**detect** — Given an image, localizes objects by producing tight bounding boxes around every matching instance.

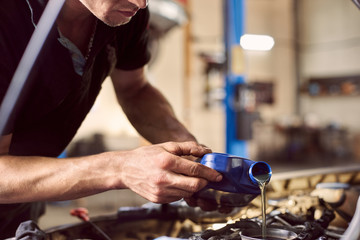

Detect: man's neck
[57,0,96,55]
[58,0,93,24]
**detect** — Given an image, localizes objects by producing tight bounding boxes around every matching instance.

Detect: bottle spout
[249,161,272,185]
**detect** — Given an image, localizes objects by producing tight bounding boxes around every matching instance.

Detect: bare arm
[0,135,220,204]
[110,67,196,143]
[0,67,223,204]
[0,136,113,203]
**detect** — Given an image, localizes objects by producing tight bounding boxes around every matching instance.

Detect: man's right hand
[115,141,222,203]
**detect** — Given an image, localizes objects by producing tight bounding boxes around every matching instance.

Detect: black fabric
[0,0,150,237]
[0,202,45,239]
[0,0,151,156]
[15,220,46,240]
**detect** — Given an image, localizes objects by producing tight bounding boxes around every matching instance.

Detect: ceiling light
[240,34,275,51]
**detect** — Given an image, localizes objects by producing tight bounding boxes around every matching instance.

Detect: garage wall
[299,0,360,131]
[187,0,225,152]
[245,0,297,123]
[71,0,360,154]
[244,0,360,133]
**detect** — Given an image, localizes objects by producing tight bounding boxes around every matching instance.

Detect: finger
[181,155,198,161]
[150,189,191,204]
[162,141,212,158]
[141,172,210,203]
[150,194,184,204]
[131,181,196,204]
[151,185,203,204]
[168,157,222,182]
[199,143,212,152]
[166,171,209,194]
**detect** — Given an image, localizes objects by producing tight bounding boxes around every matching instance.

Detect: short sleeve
[115,8,151,70]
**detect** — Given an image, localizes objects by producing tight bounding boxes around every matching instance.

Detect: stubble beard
[98,11,133,27]
[102,18,131,27]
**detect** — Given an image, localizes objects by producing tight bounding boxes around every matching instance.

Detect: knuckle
[156,155,173,169]
[187,141,199,151]
[153,199,164,204]
[149,188,168,204]
[152,186,163,196]
[149,194,162,204]
[188,163,201,176]
[152,173,168,185]
[187,141,198,146]
[167,141,181,152]
[188,179,206,192]
[163,141,185,155]
[165,141,176,148]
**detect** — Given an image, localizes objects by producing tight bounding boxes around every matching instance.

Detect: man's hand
[118,141,222,203]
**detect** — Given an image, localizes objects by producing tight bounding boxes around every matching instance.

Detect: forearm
[0,152,123,203]
[0,141,220,205]
[118,82,196,143]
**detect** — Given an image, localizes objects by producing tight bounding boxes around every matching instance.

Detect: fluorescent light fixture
[240,34,275,51]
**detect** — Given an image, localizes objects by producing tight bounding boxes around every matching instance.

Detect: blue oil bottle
[196,153,272,207]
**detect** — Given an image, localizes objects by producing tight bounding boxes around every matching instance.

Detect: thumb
[162,141,212,157]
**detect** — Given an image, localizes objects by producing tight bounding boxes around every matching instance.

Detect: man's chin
[102,17,132,27]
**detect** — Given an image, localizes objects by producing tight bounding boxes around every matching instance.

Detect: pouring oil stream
[249,162,272,239]
[253,174,270,239]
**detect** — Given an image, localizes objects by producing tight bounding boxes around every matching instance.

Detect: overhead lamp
[240,34,275,51]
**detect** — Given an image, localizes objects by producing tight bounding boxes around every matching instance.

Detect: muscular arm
[0,134,119,203]
[0,134,220,204]
[110,67,196,143]
[0,67,223,204]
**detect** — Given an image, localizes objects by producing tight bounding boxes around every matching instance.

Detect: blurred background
[39,0,360,230]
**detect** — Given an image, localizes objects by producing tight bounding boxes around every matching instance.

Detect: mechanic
[0,0,223,237]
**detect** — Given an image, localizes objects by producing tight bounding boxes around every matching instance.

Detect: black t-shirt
[0,0,151,157]
[0,0,151,237]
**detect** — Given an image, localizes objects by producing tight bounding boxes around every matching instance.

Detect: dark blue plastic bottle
[196,153,272,207]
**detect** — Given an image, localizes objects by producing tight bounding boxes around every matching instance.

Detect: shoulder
[0,0,44,92]
[0,0,38,63]
[0,0,36,33]
[0,1,30,63]
[0,0,25,23]
[0,0,46,27]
